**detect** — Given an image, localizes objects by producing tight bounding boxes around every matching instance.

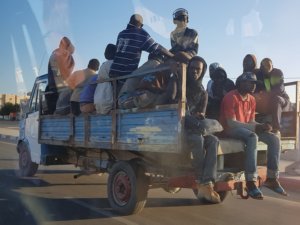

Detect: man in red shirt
[220,72,287,199]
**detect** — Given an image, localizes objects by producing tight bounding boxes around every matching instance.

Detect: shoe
[264,178,288,196]
[197,183,221,204]
[218,172,235,182]
[271,129,281,136]
[246,181,264,200]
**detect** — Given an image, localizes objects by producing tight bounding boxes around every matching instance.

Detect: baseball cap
[173,8,188,20]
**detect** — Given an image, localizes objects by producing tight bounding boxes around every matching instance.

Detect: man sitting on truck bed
[170,8,198,63]
[254,58,291,134]
[185,56,221,204]
[220,72,288,200]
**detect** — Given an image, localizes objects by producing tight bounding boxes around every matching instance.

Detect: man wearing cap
[170,8,199,63]
[220,72,287,200]
[109,14,173,92]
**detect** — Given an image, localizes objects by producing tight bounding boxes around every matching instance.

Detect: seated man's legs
[254,91,291,131]
[226,127,263,199]
[202,134,218,184]
[226,128,258,181]
[187,133,220,203]
[270,95,290,131]
[258,132,287,195]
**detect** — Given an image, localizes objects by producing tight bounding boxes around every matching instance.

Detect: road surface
[0,141,300,225]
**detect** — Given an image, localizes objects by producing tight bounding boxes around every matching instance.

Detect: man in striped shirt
[109,14,173,89]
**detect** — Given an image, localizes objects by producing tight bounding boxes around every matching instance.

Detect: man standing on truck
[220,72,288,199]
[46,36,75,114]
[109,14,173,93]
[185,56,221,204]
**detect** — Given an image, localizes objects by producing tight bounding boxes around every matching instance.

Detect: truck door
[25,80,47,163]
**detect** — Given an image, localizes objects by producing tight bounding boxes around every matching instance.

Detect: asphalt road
[1,141,300,225]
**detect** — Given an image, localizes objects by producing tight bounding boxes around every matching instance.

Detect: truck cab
[17,74,68,176]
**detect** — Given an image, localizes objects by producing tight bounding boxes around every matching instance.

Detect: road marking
[67,198,140,225]
[0,141,16,145]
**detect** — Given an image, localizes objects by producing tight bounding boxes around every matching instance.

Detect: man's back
[109,25,158,77]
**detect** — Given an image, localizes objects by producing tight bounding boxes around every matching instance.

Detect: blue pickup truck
[17,64,299,215]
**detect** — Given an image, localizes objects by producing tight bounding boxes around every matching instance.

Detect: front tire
[18,142,38,177]
[107,161,149,215]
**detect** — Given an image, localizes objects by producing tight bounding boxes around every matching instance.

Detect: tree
[0,102,19,116]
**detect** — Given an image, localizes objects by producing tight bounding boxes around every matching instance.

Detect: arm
[227,118,257,131]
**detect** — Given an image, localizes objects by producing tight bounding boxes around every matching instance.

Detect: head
[173,8,189,25]
[187,56,207,82]
[209,62,221,79]
[243,54,257,72]
[88,58,100,71]
[260,58,273,74]
[59,36,75,54]
[236,72,257,94]
[212,67,227,83]
[129,14,143,28]
[104,43,116,60]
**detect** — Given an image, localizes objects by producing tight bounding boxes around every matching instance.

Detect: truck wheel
[18,142,38,177]
[107,161,148,215]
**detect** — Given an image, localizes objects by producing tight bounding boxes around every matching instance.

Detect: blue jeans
[226,128,280,181]
[187,133,219,184]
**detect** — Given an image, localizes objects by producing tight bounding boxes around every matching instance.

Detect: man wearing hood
[243,54,258,73]
[185,56,221,204]
[206,65,235,120]
[46,36,75,114]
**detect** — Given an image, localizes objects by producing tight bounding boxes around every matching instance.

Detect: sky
[0,0,300,96]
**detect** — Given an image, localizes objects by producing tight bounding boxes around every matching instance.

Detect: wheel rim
[112,171,131,206]
[20,150,29,168]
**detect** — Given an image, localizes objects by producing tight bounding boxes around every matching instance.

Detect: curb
[279,176,300,192]
[0,134,18,144]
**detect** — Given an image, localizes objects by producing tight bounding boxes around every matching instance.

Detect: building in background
[0,94,28,108]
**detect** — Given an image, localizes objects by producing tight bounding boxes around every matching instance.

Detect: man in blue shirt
[109,14,172,83]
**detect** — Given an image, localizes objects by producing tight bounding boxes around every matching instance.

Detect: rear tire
[18,142,38,177]
[107,161,149,215]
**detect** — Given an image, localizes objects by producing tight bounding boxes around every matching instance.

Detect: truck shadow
[0,168,211,222]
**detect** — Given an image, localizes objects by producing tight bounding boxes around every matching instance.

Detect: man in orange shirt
[220,72,287,199]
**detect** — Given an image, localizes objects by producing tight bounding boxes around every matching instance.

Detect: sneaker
[197,183,221,204]
[246,181,264,200]
[271,129,281,136]
[264,178,288,196]
[218,172,235,182]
